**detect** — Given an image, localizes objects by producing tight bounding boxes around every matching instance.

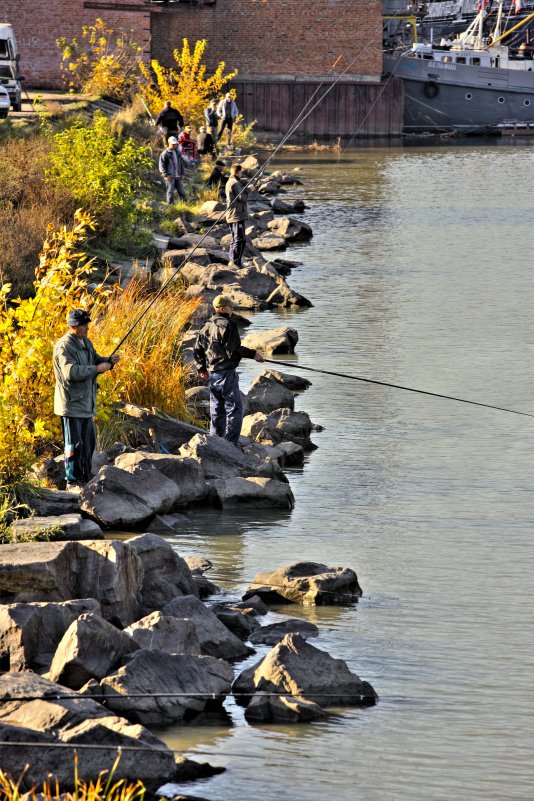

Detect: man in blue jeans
[194,295,264,447]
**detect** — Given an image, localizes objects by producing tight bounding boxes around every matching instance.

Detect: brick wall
[150,0,383,80]
[2,0,150,87]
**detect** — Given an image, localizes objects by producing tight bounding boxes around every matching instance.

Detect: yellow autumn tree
[139,39,238,130]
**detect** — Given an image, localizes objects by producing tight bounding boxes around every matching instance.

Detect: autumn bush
[140,38,237,131]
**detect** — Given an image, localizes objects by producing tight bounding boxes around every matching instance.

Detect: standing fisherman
[159,136,187,204]
[225,163,253,267]
[194,295,264,448]
[53,309,120,489]
[155,100,184,142]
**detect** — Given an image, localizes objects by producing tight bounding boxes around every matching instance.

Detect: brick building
[3,0,402,136]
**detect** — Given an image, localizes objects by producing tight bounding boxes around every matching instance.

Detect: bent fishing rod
[108,43,379,359]
[264,358,534,419]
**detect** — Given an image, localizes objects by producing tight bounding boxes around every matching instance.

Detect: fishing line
[264,358,534,419]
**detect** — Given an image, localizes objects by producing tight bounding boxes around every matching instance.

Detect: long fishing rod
[108,42,381,358]
[264,358,534,419]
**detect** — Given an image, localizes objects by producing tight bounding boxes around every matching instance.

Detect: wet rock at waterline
[48,612,139,690]
[210,476,295,510]
[178,432,287,482]
[259,368,312,392]
[233,633,378,708]
[127,533,199,612]
[249,618,319,646]
[0,672,177,790]
[98,649,234,726]
[245,561,362,606]
[0,598,100,673]
[241,408,316,451]
[241,327,299,355]
[245,693,326,723]
[245,373,296,414]
[267,216,313,242]
[210,603,261,641]
[241,439,305,468]
[124,611,201,656]
[162,594,254,661]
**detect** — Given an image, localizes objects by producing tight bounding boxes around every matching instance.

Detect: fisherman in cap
[53,309,120,489]
[159,135,187,204]
[194,295,264,448]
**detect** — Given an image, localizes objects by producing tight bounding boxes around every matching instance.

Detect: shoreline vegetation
[0,24,376,797]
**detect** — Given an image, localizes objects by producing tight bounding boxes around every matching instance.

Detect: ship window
[472,58,481,65]
[465,93,473,100]
[524,99,531,106]
[442,56,452,62]
[456,57,466,64]
[498,96,505,103]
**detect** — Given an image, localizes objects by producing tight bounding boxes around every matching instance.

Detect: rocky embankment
[0,159,378,795]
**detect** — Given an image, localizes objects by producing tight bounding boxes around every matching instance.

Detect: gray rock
[118,403,205,452]
[146,512,189,533]
[260,368,312,392]
[233,633,378,707]
[267,216,313,242]
[128,533,199,613]
[0,540,143,626]
[197,200,226,220]
[81,465,174,528]
[241,408,316,450]
[245,693,325,723]
[265,282,313,308]
[99,649,234,726]
[184,556,213,574]
[162,595,253,661]
[8,514,103,542]
[0,599,100,673]
[114,452,208,506]
[245,561,362,606]
[252,232,287,251]
[24,487,81,516]
[233,595,269,616]
[178,433,286,482]
[245,374,295,414]
[249,618,319,645]
[210,476,295,509]
[210,603,261,640]
[241,327,298,355]
[124,612,201,656]
[0,671,177,791]
[48,612,139,690]
[241,439,305,468]
[240,155,260,172]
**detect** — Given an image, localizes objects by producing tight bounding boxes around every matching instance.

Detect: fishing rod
[107,43,380,359]
[264,359,534,419]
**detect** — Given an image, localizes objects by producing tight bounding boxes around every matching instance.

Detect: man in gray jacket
[159,136,187,204]
[225,163,254,267]
[53,309,120,489]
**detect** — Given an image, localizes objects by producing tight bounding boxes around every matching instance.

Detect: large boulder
[0,672,178,790]
[118,403,204,452]
[210,476,295,509]
[114,452,208,507]
[0,540,143,626]
[242,439,305,467]
[0,599,100,673]
[233,633,378,708]
[162,595,253,661]
[48,613,139,690]
[124,612,201,656]
[210,603,261,641]
[259,368,312,392]
[241,327,299,355]
[127,533,199,613]
[267,216,313,242]
[8,514,102,542]
[252,232,287,251]
[241,408,316,450]
[245,374,295,414]
[244,562,362,606]
[99,649,234,726]
[178,433,286,482]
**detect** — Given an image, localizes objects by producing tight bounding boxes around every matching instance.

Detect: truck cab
[0,24,23,111]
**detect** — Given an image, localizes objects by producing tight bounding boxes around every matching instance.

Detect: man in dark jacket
[53,309,120,488]
[194,295,264,447]
[207,159,226,199]
[197,125,217,159]
[204,99,219,142]
[159,136,187,203]
[225,163,254,267]
[155,100,184,141]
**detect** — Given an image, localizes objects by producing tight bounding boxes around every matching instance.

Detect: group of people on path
[54,94,263,487]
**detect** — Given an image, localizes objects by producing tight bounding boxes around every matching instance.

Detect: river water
[157,143,534,801]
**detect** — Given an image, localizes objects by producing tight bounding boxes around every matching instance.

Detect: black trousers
[229,220,246,266]
[61,416,96,484]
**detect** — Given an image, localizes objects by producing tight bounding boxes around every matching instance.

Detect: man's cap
[215,160,225,167]
[67,309,91,327]
[168,136,178,144]
[213,295,233,310]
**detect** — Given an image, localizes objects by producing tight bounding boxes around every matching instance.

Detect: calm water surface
[157,144,534,800]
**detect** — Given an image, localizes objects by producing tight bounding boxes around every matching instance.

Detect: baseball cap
[168,136,178,144]
[213,295,233,310]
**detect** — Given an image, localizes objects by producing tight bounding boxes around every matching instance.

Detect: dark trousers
[61,416,96,484]
[209,369,243,447]
[219,117,234,139]
[229,220,246,266]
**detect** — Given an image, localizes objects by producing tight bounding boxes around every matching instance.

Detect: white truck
[0,23,23,111]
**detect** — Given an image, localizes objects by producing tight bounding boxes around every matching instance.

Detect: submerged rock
[245,561,362,606]
[245,693,325,723]
[249,618,319,645]
[241,408,316,451]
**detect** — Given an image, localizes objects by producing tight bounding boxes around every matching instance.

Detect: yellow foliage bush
[57,18,144,103]
[140,39,238,131]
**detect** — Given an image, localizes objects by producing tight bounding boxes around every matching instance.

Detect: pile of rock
[0,539,377,788]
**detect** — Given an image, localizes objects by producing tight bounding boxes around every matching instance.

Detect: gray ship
[385,2,534,132]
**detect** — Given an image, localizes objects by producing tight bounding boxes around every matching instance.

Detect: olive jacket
[225,175,251,224]
[53,332,107,417]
